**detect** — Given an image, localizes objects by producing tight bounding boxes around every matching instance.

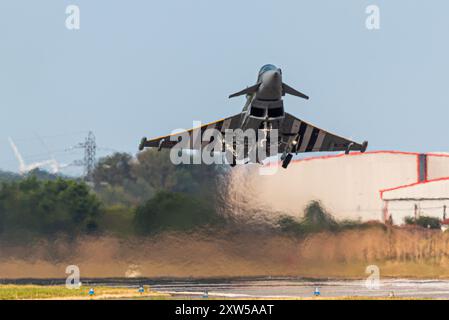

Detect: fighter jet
[139,64,367,168]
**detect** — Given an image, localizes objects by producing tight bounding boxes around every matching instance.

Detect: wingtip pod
[361,141,368,153]
[138,137,147,151]
[345,140,368,155]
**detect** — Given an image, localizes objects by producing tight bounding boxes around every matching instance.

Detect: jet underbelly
[242,99,284,131]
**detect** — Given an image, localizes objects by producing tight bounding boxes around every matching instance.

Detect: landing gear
[223,140,237,168]
[282,153,293,169]
[345,142,354,155]
[230,155,237,167]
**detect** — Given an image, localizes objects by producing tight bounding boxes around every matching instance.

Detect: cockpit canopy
[258,64,278,75]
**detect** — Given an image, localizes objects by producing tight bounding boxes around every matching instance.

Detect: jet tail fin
[228,83,261,99]
[282,83,309,100]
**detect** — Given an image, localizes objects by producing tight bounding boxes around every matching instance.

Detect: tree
[0,170,20,183]
[301,201,338,232]
[93,150,225,206]
[276,201,339,235]
[93,152,134,187]
[133,190,220,235]
[404,215,441,229]
[0,177,101,239]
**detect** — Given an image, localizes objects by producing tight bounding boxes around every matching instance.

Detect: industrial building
[228,151,449,225]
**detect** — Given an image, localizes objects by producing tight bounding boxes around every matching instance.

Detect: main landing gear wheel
[282,153,293,169]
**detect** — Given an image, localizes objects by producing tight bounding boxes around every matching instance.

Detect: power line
[12,131,89,142]
[65,131,97,180]
[84,131,96,180]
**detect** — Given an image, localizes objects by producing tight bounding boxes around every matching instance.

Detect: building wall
[384,200,449,225]
[227,151,449,222]
[382,178,449,224]
[428,154,449,180]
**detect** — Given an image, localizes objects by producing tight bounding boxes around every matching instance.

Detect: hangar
[228,151,449,224]
[381,178,449,225]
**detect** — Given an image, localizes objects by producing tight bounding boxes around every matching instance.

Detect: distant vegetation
[92,150,224,206]
[0,177,100,241]
[0,170,21,183]
[91,150,225,237]
[404,215,441,229]
[0,168,64,183]
[134,190,223,235]
[277,201,381,235]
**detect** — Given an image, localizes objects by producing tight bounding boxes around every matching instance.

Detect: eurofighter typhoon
[139,64,367,168]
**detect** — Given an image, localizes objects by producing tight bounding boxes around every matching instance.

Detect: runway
[148,278,449,299]
[3,278,449,299]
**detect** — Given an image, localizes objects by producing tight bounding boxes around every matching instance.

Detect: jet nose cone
[265,70,281,84]
[258,70,283,100]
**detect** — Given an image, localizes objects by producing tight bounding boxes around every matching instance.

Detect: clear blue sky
[0,0,448,174]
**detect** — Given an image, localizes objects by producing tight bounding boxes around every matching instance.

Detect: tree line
[0,150,226,241]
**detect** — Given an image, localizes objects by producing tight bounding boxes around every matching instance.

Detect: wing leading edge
[279,112,367,155]
[139,114,243,151]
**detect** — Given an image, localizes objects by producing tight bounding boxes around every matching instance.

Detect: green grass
[0,285,167,300]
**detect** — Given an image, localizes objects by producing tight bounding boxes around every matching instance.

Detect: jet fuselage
[240,64,285,133]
